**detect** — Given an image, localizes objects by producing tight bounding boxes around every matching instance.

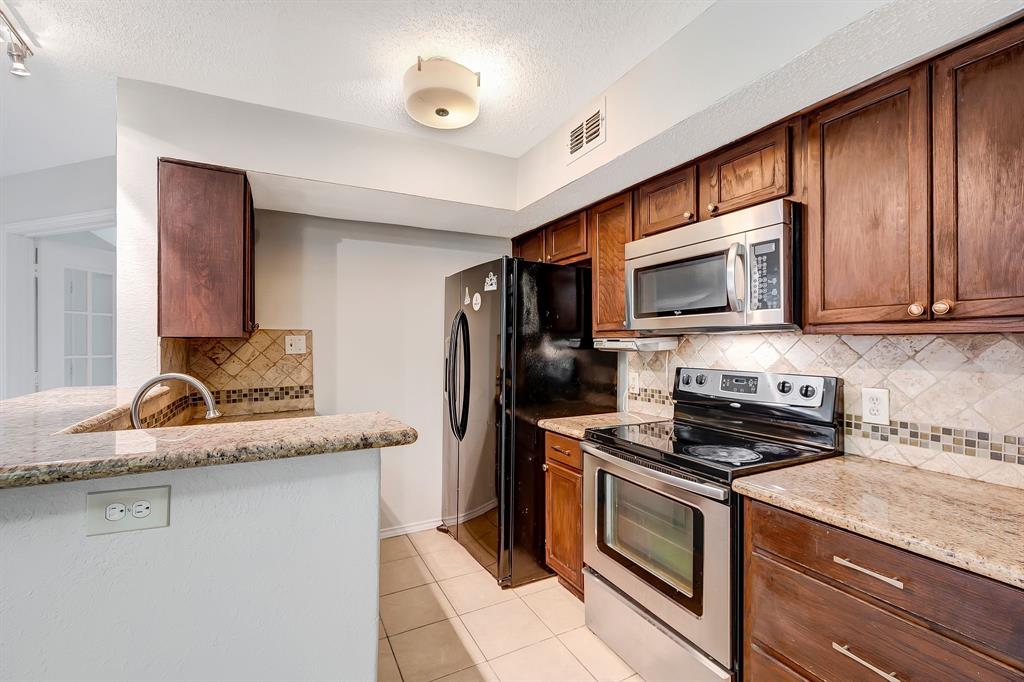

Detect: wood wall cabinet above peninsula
[158,158,256,338]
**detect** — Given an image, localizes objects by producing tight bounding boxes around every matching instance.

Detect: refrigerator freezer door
[445,259,506,578]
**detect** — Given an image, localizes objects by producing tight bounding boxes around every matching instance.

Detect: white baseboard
[379,517,442,539]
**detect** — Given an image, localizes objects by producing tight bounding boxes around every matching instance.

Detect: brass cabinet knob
[707,203,719,214]
[931,299,953,316]
[541,463,549,472]
[682,211,693,220]
[907,302,926,317]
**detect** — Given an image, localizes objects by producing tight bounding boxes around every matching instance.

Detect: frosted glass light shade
[403,57,480,130]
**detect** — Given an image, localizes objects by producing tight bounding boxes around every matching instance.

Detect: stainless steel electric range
[582,367,843,681]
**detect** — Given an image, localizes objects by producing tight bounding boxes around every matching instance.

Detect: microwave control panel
[750,239,781,310]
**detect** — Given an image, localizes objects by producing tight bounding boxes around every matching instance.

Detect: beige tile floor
[378,530,643,682]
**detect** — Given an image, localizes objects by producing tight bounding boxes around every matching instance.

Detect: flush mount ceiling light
[403,56,480,130]
[1,7,33,77]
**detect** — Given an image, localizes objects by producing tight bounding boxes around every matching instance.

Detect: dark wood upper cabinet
[804,68,931,326]
[589,192,633,335]
[932,22,1024,320]
[546,211,589,263]
[699,125,789,220]
[634,165,697,239]
[513,229,545,263]
[158,158,256,338]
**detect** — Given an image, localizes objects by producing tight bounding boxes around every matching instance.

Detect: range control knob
[695,374,707,386]
[777,380,793,394]
[799,384,817,399]
[680,374,692,386]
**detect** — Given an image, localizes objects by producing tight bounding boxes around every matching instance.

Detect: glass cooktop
[585,420,837,483]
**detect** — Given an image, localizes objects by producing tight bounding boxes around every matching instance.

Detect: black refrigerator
[441,257,617,588]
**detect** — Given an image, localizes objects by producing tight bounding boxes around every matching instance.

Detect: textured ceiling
[11,0,713,158]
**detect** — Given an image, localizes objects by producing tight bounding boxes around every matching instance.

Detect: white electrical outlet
[862,387,890,425]
[284,335,307,354]
[87,486,170,536]
[628,371,640,394]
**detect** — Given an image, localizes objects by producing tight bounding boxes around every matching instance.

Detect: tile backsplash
[626,333,1024,488]
[160,329,315,421]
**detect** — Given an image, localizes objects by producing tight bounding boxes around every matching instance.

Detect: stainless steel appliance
[441,257,617,587]
[583,366,842,680]
[625,199,800,333]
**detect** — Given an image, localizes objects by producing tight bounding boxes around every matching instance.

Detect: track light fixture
[1,7,33,77]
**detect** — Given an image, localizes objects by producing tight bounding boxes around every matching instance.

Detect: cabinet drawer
[748,553,1019,681]
[748,501,1024,663]
[746,644,812,682]
[545,432,582,470]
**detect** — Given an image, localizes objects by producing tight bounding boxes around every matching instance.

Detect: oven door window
[633,252,729,318]
[596,470,704,616]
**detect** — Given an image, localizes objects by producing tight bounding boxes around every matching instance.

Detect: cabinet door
[589,193,633,334]
[933,23,1024,319]
[546,212,589,263]
[158,159,253,338]
[635,165,697,239]
[514,230,546,263]
[805,68,931,325]
[699,125,789,220]
[544,459,583,593]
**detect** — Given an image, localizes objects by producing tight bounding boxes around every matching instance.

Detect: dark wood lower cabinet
[744,499,1024,680]
[543,432,584,599]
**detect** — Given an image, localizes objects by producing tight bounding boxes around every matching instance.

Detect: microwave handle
[726,242,746,312]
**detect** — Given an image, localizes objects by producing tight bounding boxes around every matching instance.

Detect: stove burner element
[687,445,763,464]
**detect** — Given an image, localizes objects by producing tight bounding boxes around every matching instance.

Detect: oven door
[582,443,733,668]
[625,233,747,332]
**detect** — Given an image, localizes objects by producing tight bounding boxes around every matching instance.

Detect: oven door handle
[725,241,746,312]
[581,443,730,501]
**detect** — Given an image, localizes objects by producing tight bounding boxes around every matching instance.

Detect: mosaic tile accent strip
[191,385,314,406]
[140,393,193,429]
[844,414,1024,465]
[623,332,1024,486]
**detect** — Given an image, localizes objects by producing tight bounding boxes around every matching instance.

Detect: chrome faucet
[130,373,222,429]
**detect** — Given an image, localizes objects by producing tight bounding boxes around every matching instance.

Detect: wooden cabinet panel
[805,68,931,325]
[933,22,1024,319]
[745,644,812,682]
[635,165,697,239]
[699,125,789,220]
[158,158,255,338]
[545,431,582,470]
[544,459,583,596]
[749,501,1024,664]
[546,212,589,263]
[514,230,545,263]
[748,552,1020,681]
[589,193,633,335]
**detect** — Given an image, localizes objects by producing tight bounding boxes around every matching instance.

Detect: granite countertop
[537,411,665,440]
[733,455,1024,589]
[0,387,417,489]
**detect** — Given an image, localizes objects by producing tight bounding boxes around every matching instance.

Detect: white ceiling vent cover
[566,97,607,164]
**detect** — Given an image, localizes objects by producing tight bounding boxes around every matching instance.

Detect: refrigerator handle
[446,313,460,439]
[455,310,471,441]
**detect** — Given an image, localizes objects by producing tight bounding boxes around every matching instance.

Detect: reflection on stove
[686,445,763,464]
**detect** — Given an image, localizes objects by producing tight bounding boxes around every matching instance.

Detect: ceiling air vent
[566,97,607,165]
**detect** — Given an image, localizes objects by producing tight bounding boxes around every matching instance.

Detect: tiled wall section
[626,333,1024,489]
[159,330,315,420]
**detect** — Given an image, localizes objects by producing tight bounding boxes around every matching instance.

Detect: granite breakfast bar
[0,387,417,682]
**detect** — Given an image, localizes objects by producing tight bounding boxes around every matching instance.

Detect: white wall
[254,211,508,535]
[0,234,35,398]
[0,450,380,682]
[0,156,115,225]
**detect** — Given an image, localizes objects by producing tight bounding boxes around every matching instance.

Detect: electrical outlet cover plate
[87,486,170,536]
[284,335,307,354]
[862,387,890,426]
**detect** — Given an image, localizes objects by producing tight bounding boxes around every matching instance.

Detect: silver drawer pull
[832,642,899,681]
[833,556,904,589]
[552,445,573,456]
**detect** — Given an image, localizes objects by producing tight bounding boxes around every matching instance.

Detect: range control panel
[750,239,782,310]
[677,368,825,408]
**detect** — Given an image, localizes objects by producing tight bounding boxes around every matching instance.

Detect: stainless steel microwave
[625,199,799,333]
